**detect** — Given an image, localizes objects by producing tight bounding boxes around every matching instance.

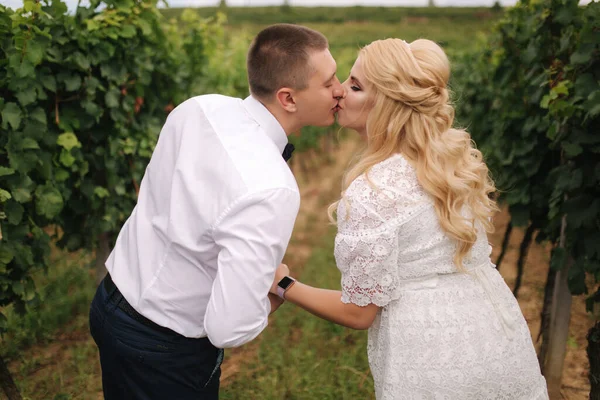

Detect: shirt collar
[243,95,288,154]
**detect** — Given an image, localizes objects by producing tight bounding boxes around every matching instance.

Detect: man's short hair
[247,24,328,100]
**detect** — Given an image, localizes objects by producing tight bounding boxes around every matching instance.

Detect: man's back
[106,94,300,341]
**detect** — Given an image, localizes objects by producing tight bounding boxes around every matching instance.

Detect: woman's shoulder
[338,154,431,233]
[349,153,420,195]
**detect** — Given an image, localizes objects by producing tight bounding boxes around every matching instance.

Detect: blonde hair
[329,38,499,270]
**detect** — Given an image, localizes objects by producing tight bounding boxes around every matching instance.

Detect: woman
[270,39,549,399]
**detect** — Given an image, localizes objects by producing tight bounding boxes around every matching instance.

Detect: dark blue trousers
[89,278,224,400]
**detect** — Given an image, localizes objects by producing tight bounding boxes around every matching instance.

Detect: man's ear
[275,88,297,113]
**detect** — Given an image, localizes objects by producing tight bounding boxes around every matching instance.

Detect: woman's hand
[268,293,285,314]
[270,263,290,295]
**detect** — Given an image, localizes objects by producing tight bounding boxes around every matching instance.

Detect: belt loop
[104,273,118,299]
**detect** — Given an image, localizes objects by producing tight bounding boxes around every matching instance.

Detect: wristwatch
[276,276,296,300]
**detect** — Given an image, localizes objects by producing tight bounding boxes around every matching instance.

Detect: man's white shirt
[106,95,300,347]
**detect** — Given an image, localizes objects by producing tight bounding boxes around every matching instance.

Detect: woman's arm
[270,264,380,330]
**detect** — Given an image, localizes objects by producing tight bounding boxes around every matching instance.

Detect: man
[89,23,344,399]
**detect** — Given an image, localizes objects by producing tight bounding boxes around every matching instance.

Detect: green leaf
[42,75,57,92]
[0,246,14,265]
[86,19,101,31]
[30,107,46,126]
[584,91,600,118]
[64,75,81,92]
[21,138,40,150]
[35,184,64,219]
[16,87,37,107]
[550,247,567,271]
[12,186,32,203]
[1,102,22,130]
[5,201,24,225]
[0,167,15,177]
[568,262,587,296]
[509,205,530,227]
[100,64,127,84]
[571,50,592,65]
[574,73,598,100]
[94,187,110,199]
[562,142,583,157]
[553,81,569,96]
[11,175,35,203]
[72,52,90,70]
[82,99,102,119]
[105,88,120,108]
[57,132,82,151]
[0,189,11,203]
[17,60,35,79]
[59,149,76,167]
[26,40,45,66]
[120,24,137,38]
[55,169,69,182]
[22,278,36,301]
[12,281,24,295]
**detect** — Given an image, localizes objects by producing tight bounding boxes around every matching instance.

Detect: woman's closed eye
[350,85,361,92]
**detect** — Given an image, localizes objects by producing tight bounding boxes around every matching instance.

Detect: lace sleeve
[334,155,431,307]
[335,227,399,307]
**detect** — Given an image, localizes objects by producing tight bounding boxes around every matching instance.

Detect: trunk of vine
[589,321,600,400]
[495,221,512,271]
[0,355,21,400]
[512,223,535,298]
[95,232,110,286]
[537,267,557,369]
[544,215,573,400]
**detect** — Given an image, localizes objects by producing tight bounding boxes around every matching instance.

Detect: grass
[0,250,100,399]
[220,227,374,400]
[0,251,94,360]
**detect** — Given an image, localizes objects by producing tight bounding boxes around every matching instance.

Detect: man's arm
[203,188,300,348]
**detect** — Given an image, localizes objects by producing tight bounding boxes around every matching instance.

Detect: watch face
[278,276,294,290]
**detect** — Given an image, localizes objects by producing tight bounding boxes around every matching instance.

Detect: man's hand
[270,263,290,295]
[268,293,285,314]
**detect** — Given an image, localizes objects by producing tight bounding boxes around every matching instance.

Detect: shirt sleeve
[203,187,300,348]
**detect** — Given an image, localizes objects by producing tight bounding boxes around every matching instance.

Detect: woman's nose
[333,82,346,100]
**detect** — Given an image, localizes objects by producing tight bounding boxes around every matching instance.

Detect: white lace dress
[335,154,549,400]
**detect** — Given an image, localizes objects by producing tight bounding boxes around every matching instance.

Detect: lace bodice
[335,154,491,307]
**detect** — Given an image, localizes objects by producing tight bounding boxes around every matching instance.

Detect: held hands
[267,263,290,314]
[270,263,290,295]
[268,293,285,314]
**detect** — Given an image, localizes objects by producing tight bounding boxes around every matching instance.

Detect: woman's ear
[275,88,297,113]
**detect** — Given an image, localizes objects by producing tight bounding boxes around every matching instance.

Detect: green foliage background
[0,0,224,329]
[455,0,600,309]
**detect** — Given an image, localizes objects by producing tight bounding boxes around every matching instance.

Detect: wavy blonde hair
[329,38,499,270]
